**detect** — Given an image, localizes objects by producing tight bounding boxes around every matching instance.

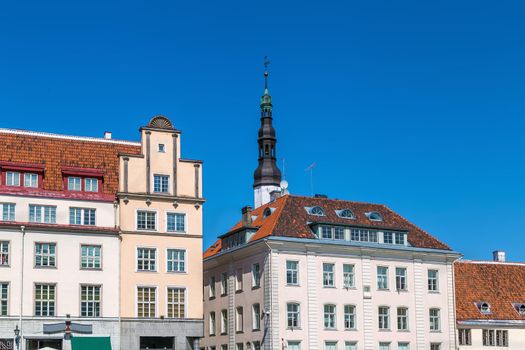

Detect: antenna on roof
[305,162,316,196]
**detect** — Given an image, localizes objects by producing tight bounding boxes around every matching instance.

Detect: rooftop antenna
[305,162,316,196]
[263,56,271,91]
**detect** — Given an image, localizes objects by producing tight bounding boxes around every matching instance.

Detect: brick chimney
[241,206,253,227]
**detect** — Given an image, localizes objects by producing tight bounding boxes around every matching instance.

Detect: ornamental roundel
[148,115,174,130]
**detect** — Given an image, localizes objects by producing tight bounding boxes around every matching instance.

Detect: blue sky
[1,1,524,260]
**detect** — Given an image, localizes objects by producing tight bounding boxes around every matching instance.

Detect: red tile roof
[455,261,525,321]
[0,130,141,196]
[204,194,450,259]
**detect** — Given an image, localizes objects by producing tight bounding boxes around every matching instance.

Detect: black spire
[253,59,281,188]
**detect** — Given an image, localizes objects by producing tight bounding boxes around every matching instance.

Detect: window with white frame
[1,203,15,221]
[137,210,156,230]
[137,248,156,271]
[428,269,438,292]
[397,343,409,350]
[35,284,55,316]
[209,276,216,298]
[69,207,96,226]
[345,342,357,350]
[252,303,261,330]
[236,306,243,332]
[29,205,56,224]
[236,343,244,350]
[378,306,390,330]
[320,225,332,239]
[458,329,471,345]
[6,171,20,186]
[350,228,378,242]
[286,261,298,285]
[236,269,243,291]
[287,303,300,328]
[287,342,300,350]
[81,245,101,269]
[323,263,335,287]
[334,226,345,240]
[84,178,98,192]
[167,287,185,318]
[325,342,337,350]
[324,304,336,329]
[0,283,8,316]
[0,241,9,266]
[252,341,261,350]
[35,243,56,267]
[158,143,166,152]
[397,307,408,330]
[221,345,228,350]
[496,330,508,347]
[343,264,355,288]
[209,311,216,335]
[383,231,393,244]
[80,285,101,317]
[395,267,407,291]
[68,176,81,191]
[379,342,390,350]
[482,330,494,346]
[479,302,491,314]
[221,309,228,334]
[252,263,261,288]
[137,286,156,317]
[24,173,38,187]
[377,266,389,290]
[429,308,440,331]
[153,174,169,193]
[167,249,185,272]
[394,232,405,245]
[221,272,228,295]
[344,305,356,330]
[167,212,185,232]
[430,343,440,350]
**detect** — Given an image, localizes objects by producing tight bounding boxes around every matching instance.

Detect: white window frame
[34,283,56,316]
[84,178,99,192]
[80,284,101,317]
[236,306,244,332]
[136,285,157,318]
[0,282,8,316]
[1,203,15,221]
[397,307,409,330]
[324,304,336,329]
[136,247,157,272]
[5,171,20,186]
[252,303,261,330]
[153,174,169,193]
[395,267,407,291]
[24,173,38,188]
[34,242,56,268]
[221,272,228,295]
[286,260,299,285]
[0,241,9,266]
[80,244,102,269]
[344,304,356,330]
[209,311,216,336]
[136,210,157,231]
[287,302,300,328]
[166,286,186,318]
[69,207,96,226]
[428,269,439,292]
[429,308,440,331]
[458,329,471,346]
[68,176,82,191]
[252,263,261,288]
[166,212,186,233]
[378,306,390,330]
[323,263,335,287]
[166,248,186,273]
[221,309,228,334]
[377,266,389,290]
[343,264,355,288]
[158,143,166,153]
[236,268,243,292]
[209,276,216,298]
[29,205,57,224]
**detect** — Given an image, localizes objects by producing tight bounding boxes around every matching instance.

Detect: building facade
[455,253,525,350]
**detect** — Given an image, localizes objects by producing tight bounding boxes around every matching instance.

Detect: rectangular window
[221,346,228,350]
[35,284,55,316]
[430,344,440,350]
[137,286,156,317]
[209,276,216,298]
[137,248,156,271]
[394,232,405,245]
[221,272,228,295]
[483,330,494,346]
[458,329,471,346]
[287,303,300,328]
[378,306,390,330]
[286,261,299,285]
[334,226,345,240]
[345,342,357,350]
[84,178,98,192]
[344,305,356,330]
[209,312,216,335]
[0,241,9,266]
[35,243,56,267]
[237,344,244,350]
[379,342,390,350]
[1,203,15,221]
[253,342,261,350]
[383,231,393,244]
[324,304,336,329]
[158,143,166,153]
[252,263,261,288]
[429,308,440,331]
[236,307,243,332]
[428,270,439,292]
[236,269,243,292]
[80,285,101,317]
[29,205,57,224]
[0,283,8,316]
[288,342,300,350]
[81,245,101,269]
[221,309,228,334]
[69,207,96,226]
[377,266,389,290]
[343,264,355,288]
[166,212,185,232]
[137,211,156,230]
[68,177,81,191]
[167,249,185,272]
[397,343,409,350]
[153,174,169,193]
[323,263,335,287]
[167,287,185,318]
[6,171,20,186]
[397,307,408,330]
[496,330,508,347]
[321,225,332,239]
[252,303,261,330]
[395,267,407,291]
[325,342,337,350]
[24,173,38,188]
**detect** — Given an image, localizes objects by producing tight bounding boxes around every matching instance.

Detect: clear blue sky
[1,1,524,261]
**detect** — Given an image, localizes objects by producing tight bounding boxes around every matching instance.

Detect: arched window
[309,206,325,216]
[264,145,269,156]
[518,304,525,316]
[263,207,273,218]
[367,211,383,221]
[337,209,355,219]
[478,302,491,314]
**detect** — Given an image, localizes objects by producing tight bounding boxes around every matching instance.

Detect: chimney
[241,206,253,227]
[104,131,112,139]
[493,250,506,262]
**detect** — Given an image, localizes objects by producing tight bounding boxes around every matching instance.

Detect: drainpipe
[19,225,26,349]
[263,240,273,350]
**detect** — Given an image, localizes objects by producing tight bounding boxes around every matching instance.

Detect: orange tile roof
[204,194,451,259]
[455,261,525,321]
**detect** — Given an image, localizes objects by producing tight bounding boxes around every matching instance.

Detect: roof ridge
[457,260,525,266]
[0,128,141,146]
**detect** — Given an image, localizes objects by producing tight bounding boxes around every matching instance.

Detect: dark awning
[71,336,111,350]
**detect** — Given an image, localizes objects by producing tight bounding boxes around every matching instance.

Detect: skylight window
[337,209,355,219]
[513,303,525,316]
[263,207,273,218]
[309,206,325,216]
[477,302,491,314]
[366,211,383,222]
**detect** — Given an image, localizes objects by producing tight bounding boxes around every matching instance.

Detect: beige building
[117,116,204,350]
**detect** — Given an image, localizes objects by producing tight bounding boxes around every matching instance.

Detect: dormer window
[366,211,383,222]
[263,207,274,218]
[23,173,38,188]
[308,206,325,216]
[68,177,82,191]
[158,143,166,153]
[516,304,525,316]
[84,178,99,192]
[337,209,355,219]
[477,302,491,314]
[5,171,20,186]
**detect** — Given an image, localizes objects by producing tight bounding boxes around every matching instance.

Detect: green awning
[71,336,111,350]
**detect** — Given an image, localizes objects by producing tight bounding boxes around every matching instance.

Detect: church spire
[253,58,282,208]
